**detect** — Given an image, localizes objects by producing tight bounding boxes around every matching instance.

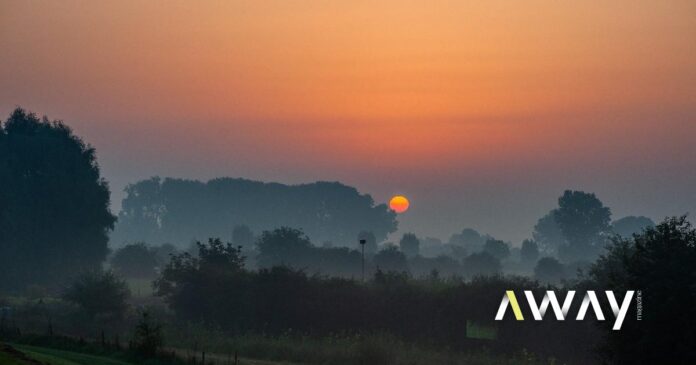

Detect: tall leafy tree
[0,109,116,291]
[589,216,696,364]
[553,190,611,261]
[532,212,565,256]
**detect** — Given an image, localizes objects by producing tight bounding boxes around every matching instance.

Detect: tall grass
[165,325,560,365]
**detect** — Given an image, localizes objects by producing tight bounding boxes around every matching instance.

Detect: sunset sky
[2,1,695,243]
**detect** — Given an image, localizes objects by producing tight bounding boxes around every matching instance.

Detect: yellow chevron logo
[506,290,524,320]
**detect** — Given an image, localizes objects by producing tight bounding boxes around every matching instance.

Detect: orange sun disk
[389,195,410,213]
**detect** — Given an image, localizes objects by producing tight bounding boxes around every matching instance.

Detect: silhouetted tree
[483,239,510,260]
[534,257,565,284]
[0,108,116,291]
[532,212,565,256]
[554,190,611,261]
[256,227,313,268]
[63,271,130,321]
[114,178,398,248]
[520,239,540,264]
[611,216,654,238]
[155,238,246,324]
[111,242,158,278]
[462,252,501,277]
[448,228,486,253]
[373,246,409,273]
[589,216,696,364]
[130,311,163,358]
[399,233,420,258]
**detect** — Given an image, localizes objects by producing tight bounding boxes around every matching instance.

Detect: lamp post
[359,239,366,282]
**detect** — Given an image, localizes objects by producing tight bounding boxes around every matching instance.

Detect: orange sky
[1,1,695,241]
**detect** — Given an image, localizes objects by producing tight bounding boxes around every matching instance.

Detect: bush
[534,257,565,284]
[63,271,130,321]
[130,311,164,358]
[111,242,159,278]
[462,252,501,277]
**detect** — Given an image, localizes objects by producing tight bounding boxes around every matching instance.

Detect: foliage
[373,246,409,273]
[113,177,398,247]
[588,216,696,364]
[398,233,420,257]
[448,228,487,254]
[534,257,565,284]
[151,243,177,267]
[520,239,539,264]
[462,252,501,277]
[532,212,565,256]
[155,251,595,363]
[0,108,116,291]
[554,190,611,261]
[611,216,654,238]
[110,243,159,279]
[483,239,510,260]
[130,311,163,358]
[409,255,462,278]
[63,271,130,322]
[256,227,313,268]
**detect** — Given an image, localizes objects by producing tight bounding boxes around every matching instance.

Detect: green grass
[0,351,32,365]
[11,344,135,365]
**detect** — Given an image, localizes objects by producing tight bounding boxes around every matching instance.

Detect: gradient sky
[2,1,695,243]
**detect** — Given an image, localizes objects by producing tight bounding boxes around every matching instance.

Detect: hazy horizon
[2,1,695,243]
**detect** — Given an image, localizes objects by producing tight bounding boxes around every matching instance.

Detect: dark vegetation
[112,176,398,249]
[0,109,115,292]
[1,108,693,364]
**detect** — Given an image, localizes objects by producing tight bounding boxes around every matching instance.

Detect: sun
[389,195,410,213]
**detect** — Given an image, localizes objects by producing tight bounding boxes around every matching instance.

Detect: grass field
[1,344,135,365]
[1,342,293,365]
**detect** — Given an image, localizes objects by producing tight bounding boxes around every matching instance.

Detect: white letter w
[524,290,576,320]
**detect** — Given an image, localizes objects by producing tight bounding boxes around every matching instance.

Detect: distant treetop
[113,177,398,248]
